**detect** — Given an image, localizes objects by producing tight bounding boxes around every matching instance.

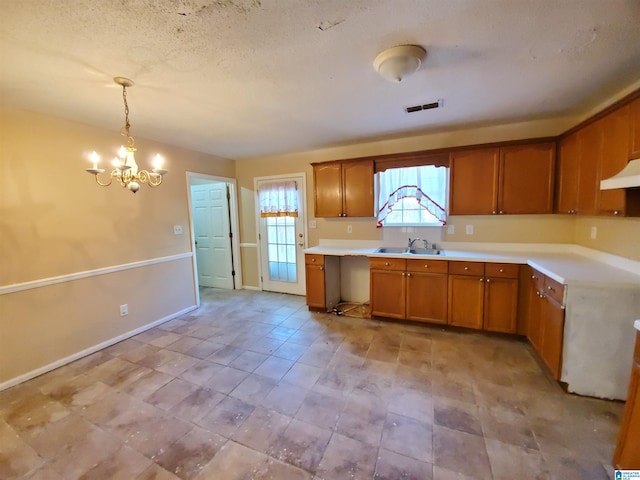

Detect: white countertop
[635,319,640,331]
[305,241,640,286]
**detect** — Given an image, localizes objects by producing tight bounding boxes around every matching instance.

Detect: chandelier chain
[121,84,135,148]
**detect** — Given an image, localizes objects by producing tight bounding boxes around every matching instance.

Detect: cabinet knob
[385,262,389,266]
[614,210,620,215]
[464,266,469,271]
[547,285,554,291]
[311,258,316,262]
[424,264,429,268]
[499,210,504,214]
[492,210,497,214]
[531,275,537,280]
[403,272,407,276]
[499,268,504,273]
[320,266,324,271]
[479,278,484,282]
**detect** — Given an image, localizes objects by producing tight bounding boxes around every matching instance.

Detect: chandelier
[85,77,167,193]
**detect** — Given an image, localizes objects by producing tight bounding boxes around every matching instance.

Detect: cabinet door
[541,296,565,380]
[305,264,326,309]
[370,270,406,319]
[406,272,448,324]
[527,273,544,351]
[629,96,640,158]
[483,277,518,333]
[556,134,579,214]
[313,163,342,217]
[599,105,629,215]
[576,120,603,215]
[499,143,555,214]
[342,160,374,217]
[447,275,484,329]
[613,355,640,469]
[449,148,499,215]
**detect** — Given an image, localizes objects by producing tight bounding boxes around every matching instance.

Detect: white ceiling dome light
[374,45,427,83]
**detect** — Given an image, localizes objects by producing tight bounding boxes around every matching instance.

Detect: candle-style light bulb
[118,146,127,160]
[89,151,100,170]
[153,154,163,170]
[112,157,121,168]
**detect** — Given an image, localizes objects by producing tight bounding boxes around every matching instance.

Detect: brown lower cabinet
[447,261,519,332]
[370,258,518,332]
[613,330,640,469]
[526,267,566,379]
[370,258,448,323]
[305,254,340,311]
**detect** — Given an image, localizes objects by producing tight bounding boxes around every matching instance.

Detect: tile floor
[0,288,624,479]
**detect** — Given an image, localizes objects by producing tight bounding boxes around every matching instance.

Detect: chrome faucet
[408,237,430,249]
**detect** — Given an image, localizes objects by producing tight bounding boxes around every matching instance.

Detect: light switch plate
[347,225,353,234]
[173,225,183,235]
[309,220,317,229]
[447,225,455,235]
[465,225,474,235]
[590,226,597,239]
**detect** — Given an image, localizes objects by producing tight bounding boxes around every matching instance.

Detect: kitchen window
[376,164,448,227]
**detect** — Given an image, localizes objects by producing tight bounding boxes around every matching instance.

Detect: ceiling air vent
[405,99,444,114]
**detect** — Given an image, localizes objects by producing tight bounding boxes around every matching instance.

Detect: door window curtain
[258,181,299,217]
[377,166,447,226]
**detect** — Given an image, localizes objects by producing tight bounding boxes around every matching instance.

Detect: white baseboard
[0,304,198,392]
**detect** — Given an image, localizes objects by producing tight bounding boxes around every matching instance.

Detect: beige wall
[0,107,234,385]
[575,216,640,262]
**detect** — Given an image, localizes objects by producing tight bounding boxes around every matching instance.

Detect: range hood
[600,158,640,190]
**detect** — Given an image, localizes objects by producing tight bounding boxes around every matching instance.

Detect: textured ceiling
[1,0,640,159]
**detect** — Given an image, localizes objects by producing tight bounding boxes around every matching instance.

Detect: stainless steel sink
[374,247,409,254]
[374,247,441,255]
[408,247,441,255]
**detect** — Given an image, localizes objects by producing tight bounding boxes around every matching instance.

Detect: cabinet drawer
[370,257,406,271]
[407,259,448,274]
[449,261,485,276]
[529,268,545,290]
[543,276,565,304]
[305,254,324,266]
[485,263,519,279]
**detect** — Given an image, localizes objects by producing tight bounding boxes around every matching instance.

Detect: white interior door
[192,183,234,289]
[256,175,306,296]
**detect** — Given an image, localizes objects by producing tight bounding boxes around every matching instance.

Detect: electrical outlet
[347,225,353,234]
[465,224,474,235]
[447,224,455,235]
[173,225,183,235]
[119,304,128,316]
[309,220,317,229]
[590,226,597,239]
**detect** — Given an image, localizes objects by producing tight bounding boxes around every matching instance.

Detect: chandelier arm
[93,172,114,187]
[137,170,164,187]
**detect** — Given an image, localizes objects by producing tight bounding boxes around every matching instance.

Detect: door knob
[298,243,303,246]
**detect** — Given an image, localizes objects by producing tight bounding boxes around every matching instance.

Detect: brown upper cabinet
[557,95,640,217]
[600,105,629,215]
[449,142,555,215]
[629,96,640,158]
[312,159,374,217]
[556,120,604,216]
